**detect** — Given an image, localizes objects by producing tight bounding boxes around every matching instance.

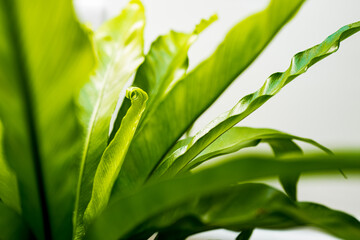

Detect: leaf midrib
[74,42,124,232]
[136,34,192,133]
[3,1,52,239]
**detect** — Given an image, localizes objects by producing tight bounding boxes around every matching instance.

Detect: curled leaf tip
[126,87,148,102]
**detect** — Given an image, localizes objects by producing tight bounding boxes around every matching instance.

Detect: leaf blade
[0,202,30,240]
[113,0,306,196]
[87,152,360,240]
[0,121,21,213]
[82,88,147,233]
[159,21,360,179]
[142,183,360,240]
[153,127,330,177]
[110,15,217,142]
[0,0,95,238]
[74,1,145,237]
[267,139,302,200]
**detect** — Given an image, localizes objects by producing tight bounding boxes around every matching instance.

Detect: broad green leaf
[134,183,297,240]
[0,202,30,240]
[82,88,147,234]
[267,139,303,200]
[288,202,360,239]
[74,0,145,237]
[113,0,306,196]
[87,152,360,240]
[0,121,21,213]
[152,127,329,177]
[159,21,360,179]
[152,184,360,240]
[110,15,217,141]
[0,1,94,239]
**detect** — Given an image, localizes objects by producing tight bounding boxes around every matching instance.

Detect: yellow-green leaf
[159,21,360,179]
[82,87,147,235]
[113,0,306,197]
[74,0,145,237]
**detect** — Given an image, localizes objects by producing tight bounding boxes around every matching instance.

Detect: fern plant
[0,0,360,239]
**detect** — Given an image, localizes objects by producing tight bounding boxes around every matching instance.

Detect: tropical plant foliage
[0,0,359,239]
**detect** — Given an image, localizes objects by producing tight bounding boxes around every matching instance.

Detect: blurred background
[74,0,360,238]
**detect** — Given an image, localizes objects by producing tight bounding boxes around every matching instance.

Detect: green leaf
[141,183,296,240]
[0,1,94,239]
[110,15,217,142]
[0,202,30,240]
[267,139,303,201]
[87,152,360,240]
[288,202,360,239]
[157,21,360,179]
[0,121,21,213]
[82,88,147,233]
[152,127,330,178]
[140,183,360,240]
[236,229,254,240]
[74,0,145,237]
[113,0,306,196]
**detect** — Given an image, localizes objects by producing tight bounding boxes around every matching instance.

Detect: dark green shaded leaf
[0,202,30,240]
[236,229,254,240]
[0,121,20,213]
[143,184,296,240]
[139,184,360,240]
[87,152,360,240]
[288,202,360,239]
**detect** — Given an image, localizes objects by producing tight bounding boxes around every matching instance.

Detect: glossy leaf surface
[88,153,360,240]
[83,88,147,231]
[113,0,306,196]
[74,1,145,236]
[159,21,360,179]
[152,127,329,177]
[0,0,94,239]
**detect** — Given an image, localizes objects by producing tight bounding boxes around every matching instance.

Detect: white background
[74,0,360,238]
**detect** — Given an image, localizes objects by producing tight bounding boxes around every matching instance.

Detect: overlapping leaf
[87,152,360,240]
[0,202,30,240]
[151,184,360,240]
[158,21,360,179]
[113,0,306,196]
[0,0,94,239]
[267,139,303,200]
[0,121,20,213]
[127,183,298,240]
[74,1,145,237]
[152,127,329,178]
[83,88,147,232]
[110,15,217,141]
